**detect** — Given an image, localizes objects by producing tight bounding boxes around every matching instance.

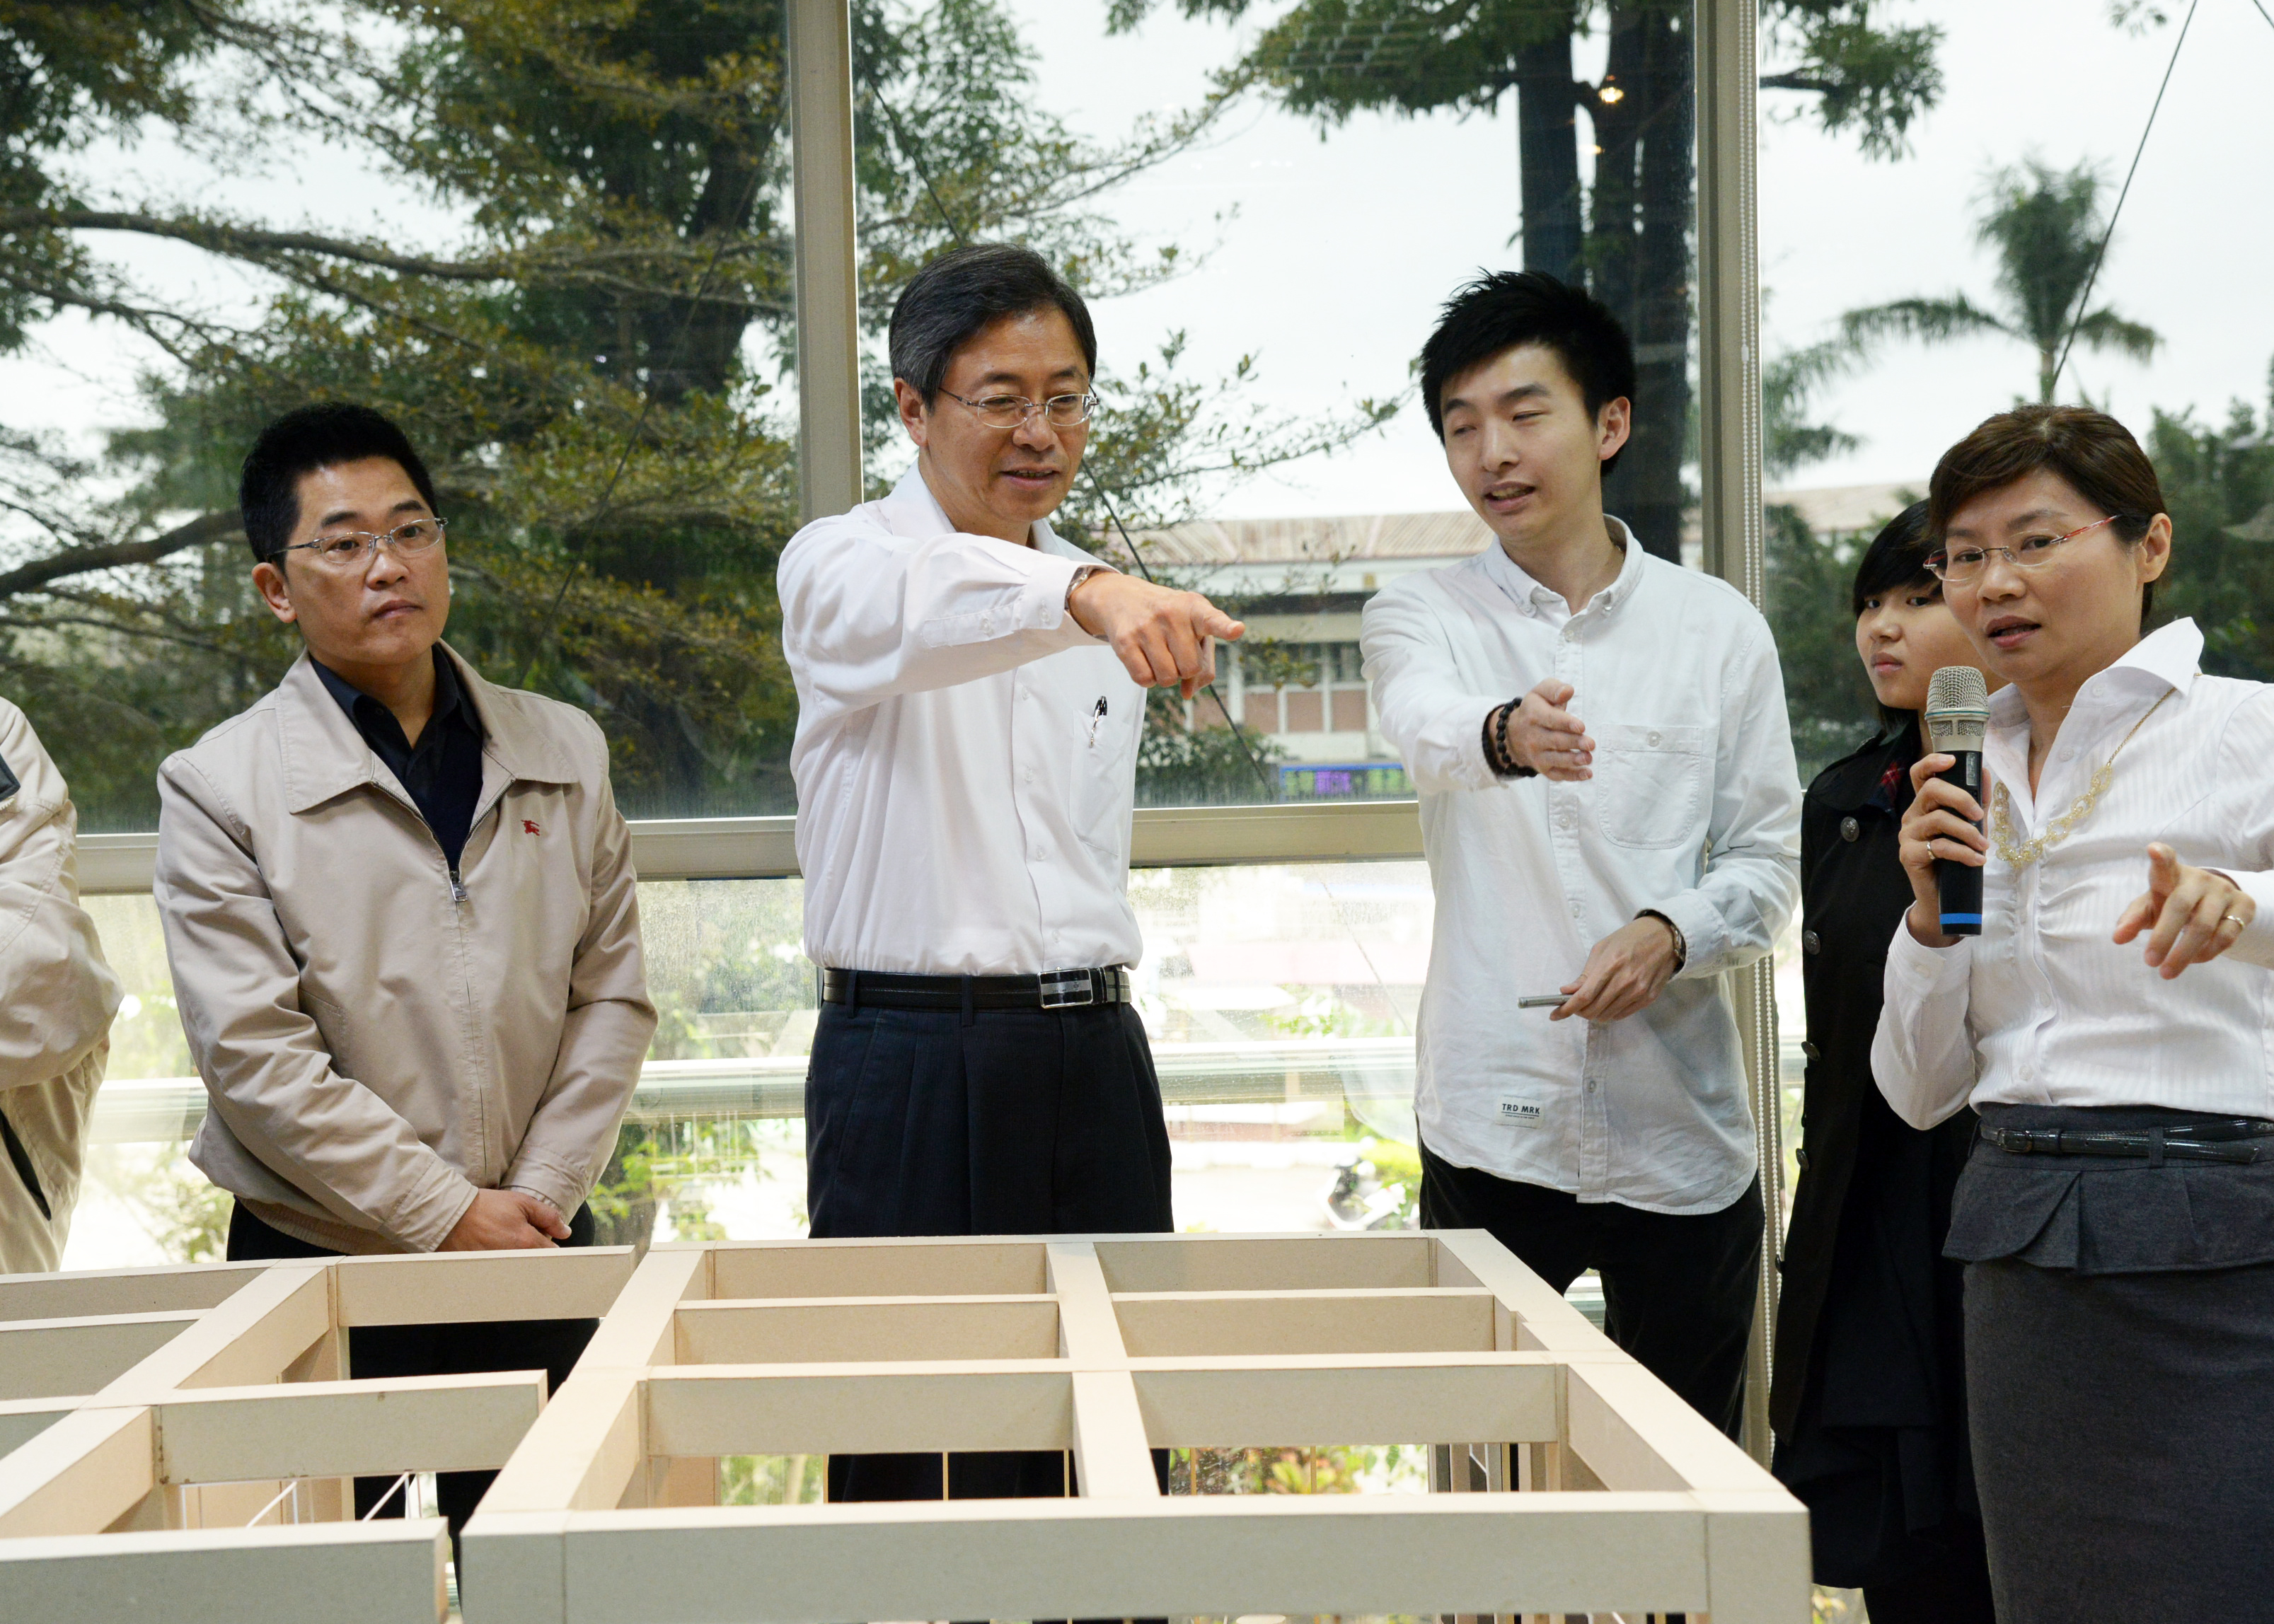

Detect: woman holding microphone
[1772,502,1997,1621]
[1877,404,2274,1622]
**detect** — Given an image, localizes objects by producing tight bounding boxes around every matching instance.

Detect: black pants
[1419,1142,1762,1438]
[224,1200,600,1545]
[806,999,1173,1502]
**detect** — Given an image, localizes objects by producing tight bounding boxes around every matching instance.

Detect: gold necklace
[1991,689,2175,869]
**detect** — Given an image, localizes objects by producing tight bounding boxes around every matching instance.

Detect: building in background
[1126,484,1913,799]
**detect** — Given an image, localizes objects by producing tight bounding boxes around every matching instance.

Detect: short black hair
[1419,269,1637,476]
[888,243,1097,406]
[1850,499,1934,616]
[1850,500,1938,736]
[239,403,438,564]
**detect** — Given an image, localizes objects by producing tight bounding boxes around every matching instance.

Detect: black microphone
[1924,666,1990,936]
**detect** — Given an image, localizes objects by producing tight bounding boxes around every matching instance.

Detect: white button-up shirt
[778,463,1142,975]
[1361,526,1802,1214]
[1874,619,2274,1129]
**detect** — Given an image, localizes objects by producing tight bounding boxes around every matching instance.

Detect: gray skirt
[1954,1103,2274,1623]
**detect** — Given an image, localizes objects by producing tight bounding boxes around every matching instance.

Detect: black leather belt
[822,965,1133,1011]
[1979,1118,2274,1165]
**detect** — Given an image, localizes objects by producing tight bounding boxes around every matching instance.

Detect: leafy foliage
[2152,364,2274,678]
[0,0,1387,824]
[1840,158,2159,405]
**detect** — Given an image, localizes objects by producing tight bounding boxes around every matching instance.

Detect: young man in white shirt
[778,243,1242,1500]
[1361,272,1801,1436]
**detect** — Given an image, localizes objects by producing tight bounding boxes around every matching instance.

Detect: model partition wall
[0,1232,1808,1623]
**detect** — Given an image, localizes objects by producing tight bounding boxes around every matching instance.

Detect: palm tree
[1841,159,2159,403]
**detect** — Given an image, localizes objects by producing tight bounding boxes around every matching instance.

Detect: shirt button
[1840,816,1859,842]
[1569,902,1583,919]
[1803,930,1821,956]
[1586,1081,1598,1094]
[1646,731,1663,748]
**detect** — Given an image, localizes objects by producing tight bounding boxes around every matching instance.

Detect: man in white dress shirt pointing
[1362,272,1801,1438]
[778,242,1242,1502]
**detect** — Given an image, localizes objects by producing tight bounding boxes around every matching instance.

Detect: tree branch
[0,508,242,600]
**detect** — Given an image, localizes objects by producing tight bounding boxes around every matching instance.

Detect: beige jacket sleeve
[0,700,121,1092]
[156,754,480,1249]
[502,745,655,1219]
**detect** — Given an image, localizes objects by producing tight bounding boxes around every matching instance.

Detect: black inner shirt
[313,647,486,873]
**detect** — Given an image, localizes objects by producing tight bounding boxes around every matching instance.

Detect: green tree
[2149,359,2274,679]
[1098,0,1945,562]
[1840,158,2160,405]
[1760,335,1898,778]
[0,0,1387,824]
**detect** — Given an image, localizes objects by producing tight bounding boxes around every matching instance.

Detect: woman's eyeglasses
[1927,514,2124,584]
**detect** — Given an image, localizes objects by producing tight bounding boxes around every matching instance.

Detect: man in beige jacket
[0,698,122,1274]
[156,402,654,1532]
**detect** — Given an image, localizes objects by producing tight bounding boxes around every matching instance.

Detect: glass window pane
[1757,3,2274,1221]
[0,6,804,827]
[865,0,1698,808]
[74,863,1431,1263]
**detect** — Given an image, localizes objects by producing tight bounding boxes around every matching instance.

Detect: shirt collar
[1985,616,2205,733]
[882,459,1083,562]
[1478,515,1645,621]
[312,644,473,744]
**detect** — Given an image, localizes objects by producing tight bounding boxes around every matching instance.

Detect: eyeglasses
[1927,514,2124,584]
[272,516,448,571]
[939,390,1097,430]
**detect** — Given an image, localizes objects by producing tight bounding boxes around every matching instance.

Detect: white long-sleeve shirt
[1361,526,1802,1214]
[1873,619,2274,1130]
[779,463,1143,975]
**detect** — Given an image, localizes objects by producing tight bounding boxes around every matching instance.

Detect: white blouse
[1873,619,2274,1129]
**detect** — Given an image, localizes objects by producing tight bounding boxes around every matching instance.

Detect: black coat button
[1803,929,1821,955]
[1840,816,1860,842]
[1796,1146,1811,1170]
[1802,1040,1820,1060]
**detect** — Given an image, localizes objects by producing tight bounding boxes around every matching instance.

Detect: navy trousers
[805,998,1173,1502]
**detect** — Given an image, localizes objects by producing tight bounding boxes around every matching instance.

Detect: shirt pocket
[1070,688,1141,856]
[1593,723,1709,849]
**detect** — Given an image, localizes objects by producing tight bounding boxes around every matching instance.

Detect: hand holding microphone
[1897,666,1990,947]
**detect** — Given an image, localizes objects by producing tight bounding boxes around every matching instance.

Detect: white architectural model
[0,1232,1806,1621]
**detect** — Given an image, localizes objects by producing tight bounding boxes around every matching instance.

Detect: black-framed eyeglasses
[1927,514,2124,584]
[939,390,1097,430]
[272,516,448,570]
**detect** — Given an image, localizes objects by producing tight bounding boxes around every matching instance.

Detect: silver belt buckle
[1039,968,1095,1009]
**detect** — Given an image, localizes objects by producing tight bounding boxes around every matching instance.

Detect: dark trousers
[1419,1142,1762,1438]
[806,999,1173,1502]
[224,1200,600,1544]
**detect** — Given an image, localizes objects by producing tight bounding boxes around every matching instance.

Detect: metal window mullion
[1694,0,1780,1468]
[787,0,864,522]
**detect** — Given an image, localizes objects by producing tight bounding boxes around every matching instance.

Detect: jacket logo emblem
[523,819,541,835]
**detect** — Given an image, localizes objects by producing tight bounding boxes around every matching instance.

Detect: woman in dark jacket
[1770,503,1997,1621]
